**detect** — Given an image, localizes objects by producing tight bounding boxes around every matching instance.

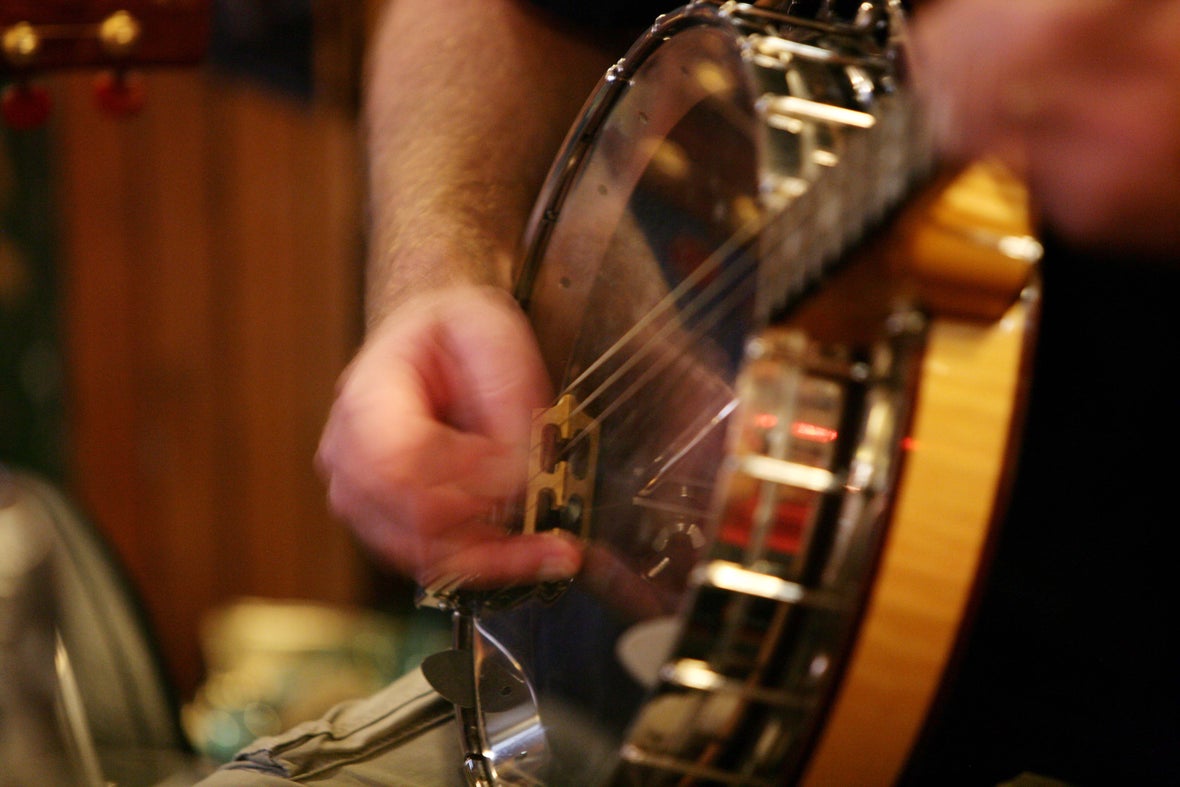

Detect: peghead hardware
[1,9,170,127]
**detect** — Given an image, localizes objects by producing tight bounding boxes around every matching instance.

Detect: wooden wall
[47,62,369,699]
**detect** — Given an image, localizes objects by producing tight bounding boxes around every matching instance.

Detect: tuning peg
[2,81,52,130]
[2,20,51,129]
[93,69,145,117]
[3,21,40,69]
[92,10,146,118]
[98,10,141,59]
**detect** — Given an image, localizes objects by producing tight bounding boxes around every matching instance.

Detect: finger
[320,344,529,502]
[326,469,511,576]
[430,286,553,447]
[422,531,584,589]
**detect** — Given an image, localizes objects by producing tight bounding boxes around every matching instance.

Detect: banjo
[420,2,1041,784]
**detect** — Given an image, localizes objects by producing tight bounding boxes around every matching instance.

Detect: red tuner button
[93,70,146,117]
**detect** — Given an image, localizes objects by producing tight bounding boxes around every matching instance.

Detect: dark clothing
[905,238,1180,786]
[526,0,672,29]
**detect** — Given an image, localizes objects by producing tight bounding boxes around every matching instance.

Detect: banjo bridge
[523,393,599,540]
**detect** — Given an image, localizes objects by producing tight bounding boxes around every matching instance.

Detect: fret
[760,95,877,129]
[748,35,893,71]
[734,454,841,494]
[661,658,814,709]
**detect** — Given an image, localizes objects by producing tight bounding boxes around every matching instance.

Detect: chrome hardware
[524,393,598,539]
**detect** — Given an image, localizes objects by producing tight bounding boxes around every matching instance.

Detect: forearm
[363,0,628,327]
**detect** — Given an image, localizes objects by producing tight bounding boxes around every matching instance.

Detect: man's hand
[912,0,1180,255]
[317,286,583,589]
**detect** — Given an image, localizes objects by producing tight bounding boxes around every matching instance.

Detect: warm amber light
[792,421,838,443]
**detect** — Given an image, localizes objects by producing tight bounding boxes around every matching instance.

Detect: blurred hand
[317,285,583,589]
[912,0,1180,255]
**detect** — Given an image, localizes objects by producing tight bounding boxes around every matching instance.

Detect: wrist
[364,237,517,331]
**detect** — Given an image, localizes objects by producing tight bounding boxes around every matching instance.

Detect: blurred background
[1,0,449,774]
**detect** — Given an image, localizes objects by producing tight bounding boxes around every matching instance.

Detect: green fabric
[0,123,65,481]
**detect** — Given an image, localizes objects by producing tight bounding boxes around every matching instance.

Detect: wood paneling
[50,65,366,699]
